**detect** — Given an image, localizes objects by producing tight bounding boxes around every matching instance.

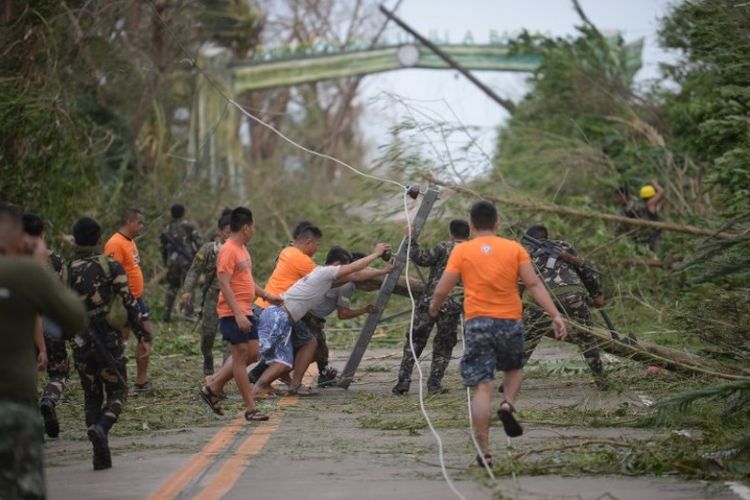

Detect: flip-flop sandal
[199,386,224,416]
[285,386,318,397]
[245,409,270,422]
[497,400,523,437]
[475,453,493,468]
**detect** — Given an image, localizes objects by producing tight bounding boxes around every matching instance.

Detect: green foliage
[659,0,750,213]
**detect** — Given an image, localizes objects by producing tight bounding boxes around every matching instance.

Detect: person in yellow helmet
[638,180,665,252]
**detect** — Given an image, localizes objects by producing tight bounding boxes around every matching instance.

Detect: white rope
[404,190,466,500]
[459,314,497,480]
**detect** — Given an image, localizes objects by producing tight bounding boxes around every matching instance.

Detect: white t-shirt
[282,265,340,322]
[310,282,355,319]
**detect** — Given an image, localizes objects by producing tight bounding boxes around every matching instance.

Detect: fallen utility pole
[339,186,440,389]
[425,175,738,240]
[379,5,516,114]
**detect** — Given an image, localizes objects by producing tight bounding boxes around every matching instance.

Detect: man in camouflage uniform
[181,211,231,375]
[22,212,71,438]
[1,203,87,499]
[393,219,470,395]
[68,217,153,470]
[160,204,203,322]
[521,225,609,390]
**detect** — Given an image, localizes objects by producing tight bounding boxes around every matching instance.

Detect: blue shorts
[461,317,525,386]
[258,307,293,368]
[136,298,150,320]
[291,317,315,350]
[219,315,259,345]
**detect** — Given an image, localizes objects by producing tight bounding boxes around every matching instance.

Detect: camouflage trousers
[73,329,128,433]
[523,292,606,383]
[164,262,190,321]
[199,287,228,364]
[302,314,330,373]
[40,332,70,408]
[0,401,45,500]
[396,303,460,391]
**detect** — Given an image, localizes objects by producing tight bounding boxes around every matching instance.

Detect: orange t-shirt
[445,235,530,321]
[216,238,256,318]
[104,232,144,299]
[254,246,315,308]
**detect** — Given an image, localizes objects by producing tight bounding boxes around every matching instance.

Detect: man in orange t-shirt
[200,207,282,421]
[247,221,321,387]
[105,208,153,392]
[430,201,567,466]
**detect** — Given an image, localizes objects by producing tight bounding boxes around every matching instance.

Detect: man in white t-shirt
[305,250,384,387]
[251,243,391,396]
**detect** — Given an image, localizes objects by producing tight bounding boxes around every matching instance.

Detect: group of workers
[1,180,655,496]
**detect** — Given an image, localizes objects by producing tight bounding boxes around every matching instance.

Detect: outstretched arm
[335,243,391,281]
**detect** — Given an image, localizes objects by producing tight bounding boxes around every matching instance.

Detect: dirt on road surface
[44,341,747,499]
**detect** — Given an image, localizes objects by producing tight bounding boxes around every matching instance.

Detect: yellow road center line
[148,416,246,500]
[150,369,316,499]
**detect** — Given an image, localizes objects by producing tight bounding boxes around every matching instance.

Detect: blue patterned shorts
[258,306,293,367]
[461,317,525,386]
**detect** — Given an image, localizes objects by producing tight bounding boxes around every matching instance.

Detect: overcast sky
[356,0,681,169]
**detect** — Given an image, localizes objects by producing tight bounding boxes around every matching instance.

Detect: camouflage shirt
[183,240,221,294]
[526,239,602,298]
[409,239,463,309]
[160,219,203,265]
[67,247,151,342]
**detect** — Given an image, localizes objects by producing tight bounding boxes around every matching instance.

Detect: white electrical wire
[403,189,466,500]
[459,314,497,480]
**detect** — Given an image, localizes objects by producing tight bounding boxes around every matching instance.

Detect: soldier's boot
[585,356,609,391]
[203,356,214,376]
[427,353,452,395]
[40,398,60,438]
[317,365,338,388]
[87,424,112,470]
[392,380,410,395]
[163,289,176,323]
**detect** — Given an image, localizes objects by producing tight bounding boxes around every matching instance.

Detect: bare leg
[289,338,317,389]
[250,362,291,398]
[135,319,154,385]
[471,381,494,456]
[501,369,523,405]
[208,340,259,394]
[229,343,258,412]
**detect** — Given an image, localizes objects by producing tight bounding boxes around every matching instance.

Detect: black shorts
[219,315,259,345]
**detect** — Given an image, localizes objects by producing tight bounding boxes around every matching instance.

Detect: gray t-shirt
[282,265,341,322]
[310,282,354,319]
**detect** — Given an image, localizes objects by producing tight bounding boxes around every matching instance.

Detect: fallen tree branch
[514,439,634,460]
[358,275,747,381]
[424,176,737,240]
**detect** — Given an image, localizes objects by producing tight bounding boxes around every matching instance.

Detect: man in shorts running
[430,201,567,467]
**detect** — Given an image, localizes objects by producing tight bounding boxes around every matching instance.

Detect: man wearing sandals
[200,207,282,422]
[250,244,392,398]
[429,201,567,466]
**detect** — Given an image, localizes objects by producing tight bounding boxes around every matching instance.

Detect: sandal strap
[499,400,515,412]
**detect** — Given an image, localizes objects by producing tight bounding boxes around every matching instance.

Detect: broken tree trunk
[425,176,738,240]
[359,274,746,381]
[552,327,746,381]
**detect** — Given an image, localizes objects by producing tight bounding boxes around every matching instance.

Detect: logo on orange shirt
[481,244,492,254]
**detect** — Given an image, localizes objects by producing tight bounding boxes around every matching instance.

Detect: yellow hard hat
[639,185,656,199]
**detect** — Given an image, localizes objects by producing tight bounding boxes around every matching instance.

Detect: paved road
[45,346,747,500]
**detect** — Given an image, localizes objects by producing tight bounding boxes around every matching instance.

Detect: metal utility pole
[338,186,440,389]
[379,4,516,113]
